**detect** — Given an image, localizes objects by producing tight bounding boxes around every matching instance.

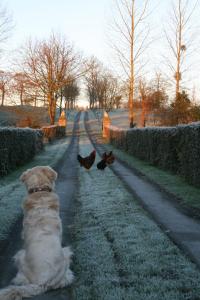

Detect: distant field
[109,109,130,129]
[0,106,78,128]
[0,106,49,127]
[95,108,144,129]
[0,106,152,129]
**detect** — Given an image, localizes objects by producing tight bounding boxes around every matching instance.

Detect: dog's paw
[65,269,74,285]
[12,273,29,285]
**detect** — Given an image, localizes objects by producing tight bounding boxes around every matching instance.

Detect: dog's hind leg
[13,250,25,267]
[64,269,74,285]
[12,272,29,285]
[12,250,29,285]
[62,247,74,285]
[63,247,73,266]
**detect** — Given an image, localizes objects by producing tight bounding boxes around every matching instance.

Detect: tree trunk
[175,1,182,101]
[20,89,23,106]
[48,92,56,125]
[129,0,135,128]
[1,88,5,106]
[141,99,147,127]
[59,88,63,115]
[34,94,37,107]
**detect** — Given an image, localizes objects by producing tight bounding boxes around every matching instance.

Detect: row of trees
[134,76,200,127]
[111,0,199,127]
[0,0,199,127]
[0,70,80,109]
[0,69,81,123]
[83,56,200,127]
[0,3,82,125]
[20,36,82,124]
[0,35,81,124]
[84,57,122,110]
[1,51,198,127]
[0,35,125,123]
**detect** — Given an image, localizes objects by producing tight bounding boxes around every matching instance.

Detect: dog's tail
[0,283,47,300]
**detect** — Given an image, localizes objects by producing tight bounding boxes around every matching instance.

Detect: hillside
[0,106,50,128]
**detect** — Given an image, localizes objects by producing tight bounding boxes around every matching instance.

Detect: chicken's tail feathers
[77,154,82,164]
[0,284,47,300]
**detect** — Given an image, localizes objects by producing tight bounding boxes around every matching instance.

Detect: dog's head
[20,166,57,193]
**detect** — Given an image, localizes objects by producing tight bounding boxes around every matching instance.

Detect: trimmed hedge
[42,125,66,142]
[0,128,43,176]
[108,123,200,187]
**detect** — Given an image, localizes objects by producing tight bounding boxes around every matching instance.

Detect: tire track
[81,112,134,289]
[84,110,200,270]
[0,112,81,300]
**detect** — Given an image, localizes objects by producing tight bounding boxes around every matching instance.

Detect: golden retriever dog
[0,166,73,300]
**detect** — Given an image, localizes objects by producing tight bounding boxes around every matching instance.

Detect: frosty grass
[72,113,200,300]
[0,111,76,242]
[89,110,200,212]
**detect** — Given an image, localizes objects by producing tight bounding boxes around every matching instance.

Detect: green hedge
[109,123,200,187]
[42,125,66,142]
[0,128,43,176]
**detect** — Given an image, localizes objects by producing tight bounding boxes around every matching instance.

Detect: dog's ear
[20,169,30,182]
[42,166,57,181]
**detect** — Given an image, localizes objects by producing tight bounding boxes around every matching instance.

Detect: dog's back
[0,166,74,300]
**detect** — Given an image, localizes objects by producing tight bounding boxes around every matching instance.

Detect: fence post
[58,110,67,127]
[102,111,111,139]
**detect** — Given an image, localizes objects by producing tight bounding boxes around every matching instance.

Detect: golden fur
[0,166,73,300]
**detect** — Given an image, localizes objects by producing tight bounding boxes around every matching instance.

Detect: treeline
[0,34,82,124]
[131,76,200,127]
[0,34,199,127]
[0,0,200,127]
[84,57,122,111]
[84,60,200,126]
[0,70,79,110]
[0,41,124,124]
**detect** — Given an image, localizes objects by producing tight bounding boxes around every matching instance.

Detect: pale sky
[2,0,200,103]
[5,0,110,63]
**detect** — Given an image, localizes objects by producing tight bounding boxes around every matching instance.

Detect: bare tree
[20,34,80,124]
[149,72,169,110]
[84,57,101,109]
[0,4,13,46]
[0,70,11,105]
[164,0,199,100]
[85,57,122,110]
[138,79,150,127]
[63,77,80,110]
[110,0,150,127]
[12,72,31,106]
[100,73,122,111]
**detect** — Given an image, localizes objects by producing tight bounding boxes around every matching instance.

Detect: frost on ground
[0,132,72,243]
[72,118,200,300]
[92,108,131,129]
[0,110,77,243]
[88,110,200,213]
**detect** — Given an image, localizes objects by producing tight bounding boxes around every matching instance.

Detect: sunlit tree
[20,34,80,124]
[85,57,122,110]
[0,70,11,106]
[110,0,150,127]
[0,3,13,49]
[164,0,199,100]
[63,77,80,110]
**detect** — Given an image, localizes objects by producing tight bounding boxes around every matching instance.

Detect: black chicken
[97,151,115,170]
[77,150,96,170]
